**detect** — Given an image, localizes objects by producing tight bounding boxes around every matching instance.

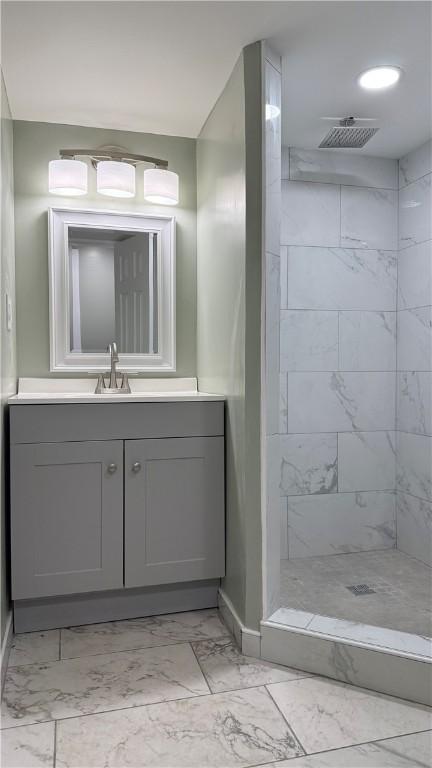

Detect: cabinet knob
[107,463,117,474]
[132,462,142,473]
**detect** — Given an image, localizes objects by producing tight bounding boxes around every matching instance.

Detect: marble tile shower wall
[280,147,399,559]
[397,139,432,567]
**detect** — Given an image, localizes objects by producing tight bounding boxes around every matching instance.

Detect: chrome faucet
[95,342,131,394]
[108,342,119,389]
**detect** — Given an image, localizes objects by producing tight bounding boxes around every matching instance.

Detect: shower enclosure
[261,109,431,702]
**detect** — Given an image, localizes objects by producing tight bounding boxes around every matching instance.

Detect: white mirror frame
[48,207,176,372]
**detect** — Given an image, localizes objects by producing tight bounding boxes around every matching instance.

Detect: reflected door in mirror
[68,227,158,355]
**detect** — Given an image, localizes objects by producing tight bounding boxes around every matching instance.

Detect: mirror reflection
[68,227,158,355]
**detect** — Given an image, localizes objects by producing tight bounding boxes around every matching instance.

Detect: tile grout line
[282,488,396,498]
[7,715,432,765]
[1,690,217,732]
[262,683,308,757]
[53,720,57,768]
[281,427,410,436]
[1,682,318,733]
[395,174,400,551]
[285,179,399,194]
[282,309,399,314]
[280,242,398,253]
[250,727,432,767]
[188,641,213,695]
[399,236,432,252]
[284,368,400,372]
[11,633,232,668]
[398,168,432,190]
[397,488,432,505]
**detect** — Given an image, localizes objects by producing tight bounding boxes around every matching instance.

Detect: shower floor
[280,549,431,638]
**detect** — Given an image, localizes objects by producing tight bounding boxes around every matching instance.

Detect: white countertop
[9,378,225,405]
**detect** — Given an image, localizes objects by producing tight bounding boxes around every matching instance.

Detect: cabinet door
[11,441,123,599]
[125,437,224,587]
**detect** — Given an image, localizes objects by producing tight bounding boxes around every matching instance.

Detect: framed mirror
[48,207,176,371]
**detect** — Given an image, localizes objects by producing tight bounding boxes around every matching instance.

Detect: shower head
[319,117,379,149]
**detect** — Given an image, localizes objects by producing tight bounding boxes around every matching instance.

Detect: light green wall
[197,43,263,630]
[197,54,247,622]
[1,73,17,643]
[243,43,264,630]
[13,121,197,377]
[7,46,264,634]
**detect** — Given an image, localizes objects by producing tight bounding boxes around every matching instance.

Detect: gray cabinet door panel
[125,437,225,587]
[11,441,124,599]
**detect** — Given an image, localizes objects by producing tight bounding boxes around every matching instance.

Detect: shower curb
[260,617,432,706]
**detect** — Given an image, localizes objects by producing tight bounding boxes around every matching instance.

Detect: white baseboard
[218,589,261,658]
[1,611,13,694]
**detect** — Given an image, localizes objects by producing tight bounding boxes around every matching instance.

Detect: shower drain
[346,584,376,596]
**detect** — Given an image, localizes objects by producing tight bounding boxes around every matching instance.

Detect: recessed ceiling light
[358,66,402,90]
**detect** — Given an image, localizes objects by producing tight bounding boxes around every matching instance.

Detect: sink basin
[9,378,225,404]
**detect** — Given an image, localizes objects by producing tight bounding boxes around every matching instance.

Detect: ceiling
[274,2,432,158]
[2,1,431,158]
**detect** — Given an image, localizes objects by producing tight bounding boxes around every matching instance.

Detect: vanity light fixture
[143,168,179,205]
[358,65,402,90]
[48,146,179,204]
[48,159,88,196]
[97,160,135,198]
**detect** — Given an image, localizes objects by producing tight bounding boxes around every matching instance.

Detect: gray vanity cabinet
[10,401,225,616]
[11,440,124,600]
[125,437,225,588]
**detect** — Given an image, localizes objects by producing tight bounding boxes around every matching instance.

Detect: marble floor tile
[61,608,229,659]
[2,642,209,728]
[266,677,432,754]
[192,637,310,693]
[1,722,55,767]
[55,686,304,767]
[259,730,432,767]
[8,630,60,667]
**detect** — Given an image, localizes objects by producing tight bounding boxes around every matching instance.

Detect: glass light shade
[97,161,135,198]
[49,159,87,196]
[358,66,402,90]
[144,168,179,205]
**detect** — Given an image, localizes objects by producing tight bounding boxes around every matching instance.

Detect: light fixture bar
[59,148,168,169]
